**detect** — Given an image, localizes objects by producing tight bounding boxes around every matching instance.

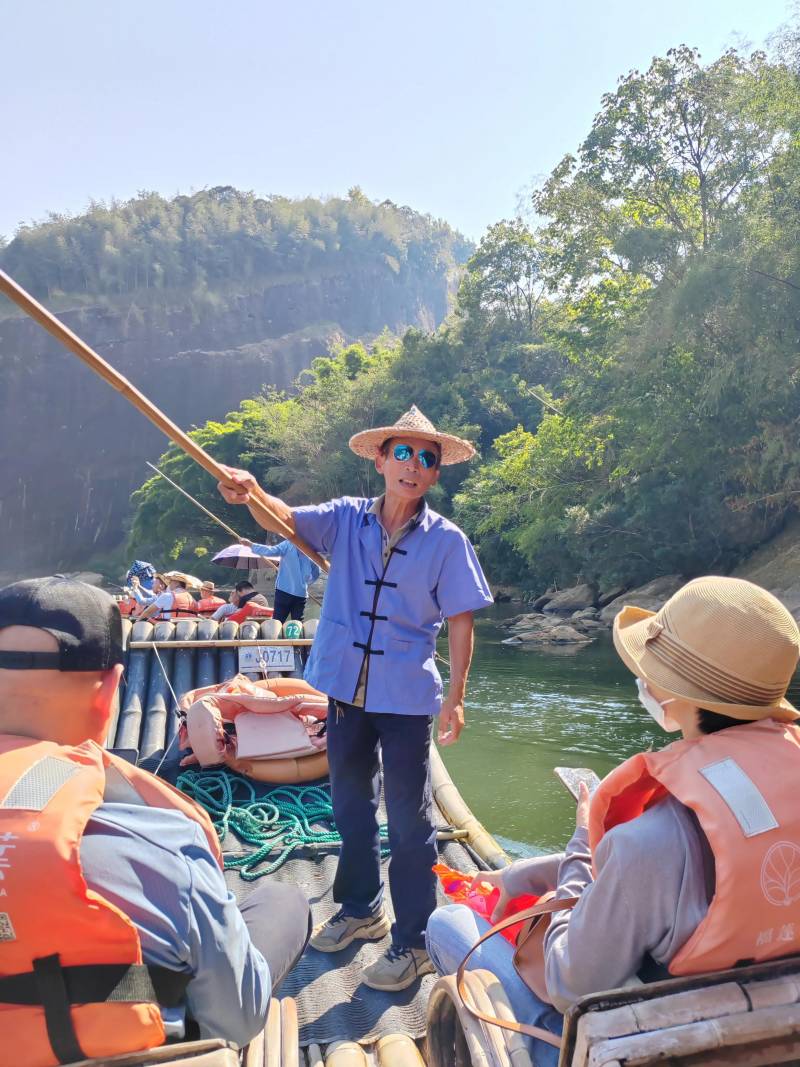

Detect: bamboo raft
[64,622,800,1066]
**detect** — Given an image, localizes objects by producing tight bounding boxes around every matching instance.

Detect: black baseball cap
[0,577,124,672]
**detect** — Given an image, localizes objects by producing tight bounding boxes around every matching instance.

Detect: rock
[599,593,669,625]
[531,593,553,611]
[571,607,599,620]
[501,635,523,645]
[515,623,593,645]
[542,583,596,614]
[597,585,628,608]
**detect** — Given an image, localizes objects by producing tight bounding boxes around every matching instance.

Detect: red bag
[433,863,538,944]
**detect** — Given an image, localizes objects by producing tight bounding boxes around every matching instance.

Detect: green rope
[177,768,389,880]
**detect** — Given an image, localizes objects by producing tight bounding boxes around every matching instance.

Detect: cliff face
[0,265,451,572]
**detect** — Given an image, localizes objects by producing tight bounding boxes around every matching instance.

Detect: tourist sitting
[212,587,240,622]
[227,580,273,624]
[426,576,800,1065]
[138,571,196,621]
[128,572,167,612]
[125,559,157,592]
[196,580,226,615]
[0,577,311,1061]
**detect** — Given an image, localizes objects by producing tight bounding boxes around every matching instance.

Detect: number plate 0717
[238,646,296,672]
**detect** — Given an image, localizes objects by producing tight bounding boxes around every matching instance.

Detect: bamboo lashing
[0,269,329,574]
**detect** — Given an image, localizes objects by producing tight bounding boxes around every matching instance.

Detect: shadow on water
[438,606,669,855]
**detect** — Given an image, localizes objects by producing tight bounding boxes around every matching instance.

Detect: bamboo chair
[63,997,297,1067]
[427,956,800,1066]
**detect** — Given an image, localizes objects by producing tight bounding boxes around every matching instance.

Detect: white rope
[152,644,182,776]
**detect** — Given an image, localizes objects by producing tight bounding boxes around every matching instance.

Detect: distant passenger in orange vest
[138,571,196,621]
[196,580,226,616]
[0,577,310,1064]
[426,577,800,1064]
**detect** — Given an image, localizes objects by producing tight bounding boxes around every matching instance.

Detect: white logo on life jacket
[0,912,15,941]
[761,841,800,907]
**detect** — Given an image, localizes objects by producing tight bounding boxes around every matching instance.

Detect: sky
[1,0,794,243]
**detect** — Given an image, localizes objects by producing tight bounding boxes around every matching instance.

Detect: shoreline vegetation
[4,29,800,603]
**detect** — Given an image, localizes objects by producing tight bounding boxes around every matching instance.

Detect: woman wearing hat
[426,576,800,1065]
[218,406,493,991]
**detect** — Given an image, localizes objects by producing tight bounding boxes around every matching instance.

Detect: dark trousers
[326,699,437,950]
[273,589,307,624]
[239,879,311,992]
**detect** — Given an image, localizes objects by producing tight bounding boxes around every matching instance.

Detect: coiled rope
[177,768,389,879]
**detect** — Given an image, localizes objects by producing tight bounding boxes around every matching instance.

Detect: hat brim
[349,427,476,466]
[613,605,799,722]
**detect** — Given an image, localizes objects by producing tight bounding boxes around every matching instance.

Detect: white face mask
[636,678,681,732]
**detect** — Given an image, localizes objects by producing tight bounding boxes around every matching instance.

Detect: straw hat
[349,405,476,466]
[164,570,201,591]
[613,576,800,721]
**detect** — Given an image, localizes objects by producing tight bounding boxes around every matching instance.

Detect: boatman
[239,537,321,623]
[217,405,493,992]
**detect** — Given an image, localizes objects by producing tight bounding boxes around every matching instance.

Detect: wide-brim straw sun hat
[164,570,202,591]
[349,405,476,466]
[613,575,800,721]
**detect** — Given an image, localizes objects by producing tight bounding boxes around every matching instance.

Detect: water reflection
[438,607,667,854]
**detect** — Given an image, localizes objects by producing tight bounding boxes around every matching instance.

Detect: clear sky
[2,0,793,243]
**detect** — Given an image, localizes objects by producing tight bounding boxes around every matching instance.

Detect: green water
[438,606,667,856]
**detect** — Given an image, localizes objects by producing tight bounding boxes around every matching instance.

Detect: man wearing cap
[0,577,311,1060]
[218,406,493,991]
[426,576,800,1065]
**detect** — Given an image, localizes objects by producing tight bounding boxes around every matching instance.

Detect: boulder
[599,579,684,625]
[597,585,628,609]
[542,583,596,614]
[571,607,599,620]
[514,622,593,645]
[530,593,553,611]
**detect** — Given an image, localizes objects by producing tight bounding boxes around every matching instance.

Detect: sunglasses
[392,442,440,469]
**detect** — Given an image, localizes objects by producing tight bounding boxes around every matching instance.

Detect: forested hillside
[133,38,800,594]
[0,190,469,572]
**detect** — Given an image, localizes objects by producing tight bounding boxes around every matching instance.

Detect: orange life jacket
[165,590,196,619]
[118,597,138,617]
[588,719,800,975]
[196,595,225,615]
[0,735,221,1067]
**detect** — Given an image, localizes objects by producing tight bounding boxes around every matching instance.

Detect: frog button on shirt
[293,496,493,714]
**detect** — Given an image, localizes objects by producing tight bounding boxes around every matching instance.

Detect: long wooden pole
[0,269,329,573]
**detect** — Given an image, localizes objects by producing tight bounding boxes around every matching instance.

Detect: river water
[437,606,666,857]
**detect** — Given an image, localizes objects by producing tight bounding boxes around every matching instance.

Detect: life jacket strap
[5,955,191,1065]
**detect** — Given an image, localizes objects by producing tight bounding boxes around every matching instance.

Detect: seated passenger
[227,580,273,624]
[138,571,195,621]
[426,576,800,1065]
[128,572,167,613]
[196,580,226,615]
[0,577,310,1063]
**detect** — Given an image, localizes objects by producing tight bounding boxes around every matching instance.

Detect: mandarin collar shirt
[293,495,493,715]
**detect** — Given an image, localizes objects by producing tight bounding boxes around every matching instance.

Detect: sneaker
[362,945,435,992]
[309,907,391,953]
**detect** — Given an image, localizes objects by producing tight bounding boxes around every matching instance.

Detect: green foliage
[131,30,800,592]
[0,187,470,307]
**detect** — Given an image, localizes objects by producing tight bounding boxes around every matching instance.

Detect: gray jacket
[502,796,714,1013]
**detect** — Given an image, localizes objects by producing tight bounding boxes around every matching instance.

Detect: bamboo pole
[146,461,281,573]
[0,269,329,573]
[129,638,314,648]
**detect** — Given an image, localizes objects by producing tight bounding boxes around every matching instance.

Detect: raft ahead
[57,620,800,1066]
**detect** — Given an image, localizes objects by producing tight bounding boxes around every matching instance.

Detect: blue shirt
[252,540,321,598]
[80,802,271,1048]
[293,496,493,715]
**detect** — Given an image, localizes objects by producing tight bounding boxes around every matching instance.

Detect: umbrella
[211,544,280,571]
